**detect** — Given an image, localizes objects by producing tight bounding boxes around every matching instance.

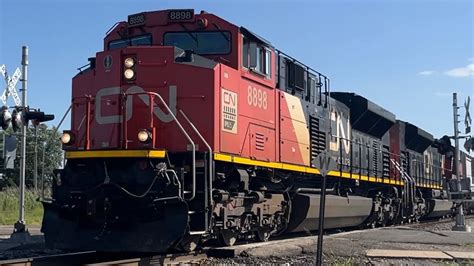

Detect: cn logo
[95,85,177,125]
[329,111,351,155]
[221,88,238,134]
[223,90,237,106]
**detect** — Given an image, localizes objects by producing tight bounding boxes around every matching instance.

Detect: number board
[128,13,146,26]
[168,9,194,22]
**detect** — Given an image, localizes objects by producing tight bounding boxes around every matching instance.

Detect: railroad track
[2,215,470,265]
[405,214,473,231]
[0,251,206,266]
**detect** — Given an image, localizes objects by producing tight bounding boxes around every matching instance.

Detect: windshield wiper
[212,23,230,42]
[179,23,199,45]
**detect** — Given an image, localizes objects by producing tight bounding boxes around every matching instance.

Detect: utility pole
[34,124,38,190]
[41,141,46,199]
[452,92,470,232]
[13,46,28,234]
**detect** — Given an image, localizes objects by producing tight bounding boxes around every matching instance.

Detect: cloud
[418,70,435,76]
[445,64,474,77]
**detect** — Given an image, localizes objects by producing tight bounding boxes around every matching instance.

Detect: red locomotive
[42,9,473,252]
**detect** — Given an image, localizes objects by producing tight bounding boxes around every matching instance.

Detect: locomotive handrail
[72,95,93,150]
[179,109,213,231]
[390,158,416,217]
[276,50,331,108]
[123,91,197,201]
[41,104,72,201]
[333,135,446,188]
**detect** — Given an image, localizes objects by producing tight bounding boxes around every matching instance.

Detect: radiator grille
[401,151,408,173]
[382,145,390,178]
[372,141,379,176]
[310,116,326,163]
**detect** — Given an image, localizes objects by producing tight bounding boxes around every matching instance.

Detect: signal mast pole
[14,46,28,234]
[452,92,469,232]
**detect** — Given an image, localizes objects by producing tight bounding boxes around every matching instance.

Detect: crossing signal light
[10,108,55,132]
[24,110,55,124]
[0,106,12,130]
[465,137,474,153]
[11,109,23,132]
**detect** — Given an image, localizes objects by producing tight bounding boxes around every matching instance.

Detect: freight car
[42,9,473,252]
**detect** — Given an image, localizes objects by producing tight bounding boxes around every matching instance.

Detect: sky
[0,0,473,150]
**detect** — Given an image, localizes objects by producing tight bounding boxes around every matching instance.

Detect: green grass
[0,187,44,225]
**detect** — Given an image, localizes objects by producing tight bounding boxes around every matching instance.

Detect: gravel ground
[199,216,474,265]
[408,216,473,231]
[0,243,64,261]
[201,253,449,265]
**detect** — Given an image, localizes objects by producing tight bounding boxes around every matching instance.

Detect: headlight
[124,69,135,80]
[0,107,11,130]
[61,132,74,145]
[124,57,135,68]
[55,172,62,186]
[138,129,152,143]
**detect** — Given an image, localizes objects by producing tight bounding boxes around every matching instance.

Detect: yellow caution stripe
[65,150,166,159]
[214,153,441,189]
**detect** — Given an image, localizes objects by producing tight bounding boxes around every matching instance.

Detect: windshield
[163,31,231,55]
[109,34,152,50]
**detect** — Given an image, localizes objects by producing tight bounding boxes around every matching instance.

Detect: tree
[25,124,63,188]
[0,124,62,189]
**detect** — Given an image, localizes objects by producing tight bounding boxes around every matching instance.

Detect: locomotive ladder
[179,109,214,235]
[390,158,416,219]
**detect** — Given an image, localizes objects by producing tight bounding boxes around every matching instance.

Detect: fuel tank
[286,193,372,232]
[424,199,453,219]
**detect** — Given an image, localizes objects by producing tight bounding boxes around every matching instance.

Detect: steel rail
[0,251,207,266]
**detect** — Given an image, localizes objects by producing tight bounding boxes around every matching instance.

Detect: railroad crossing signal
[465,96,471,134]
[312,150,336,266]
[0,65,22,106]
[314,150,336,176]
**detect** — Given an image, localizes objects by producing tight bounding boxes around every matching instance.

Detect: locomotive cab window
[108,34,152,50]
[242,37,271,78]
[163,31,231,55]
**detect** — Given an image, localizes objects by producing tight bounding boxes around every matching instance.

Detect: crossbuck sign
[0,64,22,106]
[314,150,336,176]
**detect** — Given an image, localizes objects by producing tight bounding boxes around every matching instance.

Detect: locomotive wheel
[178,234,199,252]
[218,230,238,247]
[255,229,270,242]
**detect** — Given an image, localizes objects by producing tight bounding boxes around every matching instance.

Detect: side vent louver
[372,141,379,176]
[382,145,390,178]
[310,116,326,164]
[401,151,408,173]
[255,132,265,151]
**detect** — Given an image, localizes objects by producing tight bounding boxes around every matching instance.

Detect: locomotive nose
[42,197,189,252]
